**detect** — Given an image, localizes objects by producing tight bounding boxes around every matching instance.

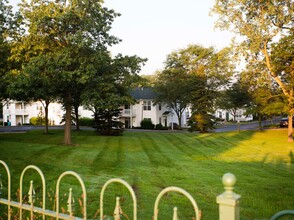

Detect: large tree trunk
[41,100,50,134]
[64,102,72,145]
[288,114,293,142]
[176,112,182,129]
[263,46,294,142]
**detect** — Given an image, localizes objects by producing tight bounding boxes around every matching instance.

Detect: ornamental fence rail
[0,160,293,220]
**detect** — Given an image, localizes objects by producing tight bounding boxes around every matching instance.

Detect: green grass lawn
[0,129,293,219]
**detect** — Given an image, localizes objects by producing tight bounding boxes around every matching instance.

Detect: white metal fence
[2,159,289,220]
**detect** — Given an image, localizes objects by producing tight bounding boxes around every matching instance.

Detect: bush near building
[29,116,45,125]
[78,117,95,127]
[140,119,155,129]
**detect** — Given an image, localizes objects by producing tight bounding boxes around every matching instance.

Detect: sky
[9,0,233,75]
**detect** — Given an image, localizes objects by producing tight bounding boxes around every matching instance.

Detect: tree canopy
[0,0,22,100]
[8,0,146,144]
[217,79,251,121]
[212,0,294,141]
[155,44,234,131]
[154,65,192,128]
[82,53,146,135]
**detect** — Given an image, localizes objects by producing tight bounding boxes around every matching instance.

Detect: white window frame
[143,101,152,111]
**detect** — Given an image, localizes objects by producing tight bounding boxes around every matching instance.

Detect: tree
[8,55,59,133]
[240,64,286,129]
[249,86,285,129]
[140,73,158,87]
[156,44,233,132]
[212,0,294,141]
[270,34,294,122]
[188,75,218,132]
[82,53,146,135]
[0,0,22,100]
[154,68,192,128]
[217,80,251,121]
[11,0,120,144]
[94,108,124,136]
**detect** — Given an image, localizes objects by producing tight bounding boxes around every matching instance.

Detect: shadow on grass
[0,129,293,219]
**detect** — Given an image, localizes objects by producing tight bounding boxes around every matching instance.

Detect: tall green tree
[217,80,251,121]
[83,53,146,135]
[240,63,286,129]
[11,0,120,144]
[8,55,59,133]
[154,68,191,128]
[155,44,233,132]
[0,0,21,100]
[212,0,294,141]
[271,34,294,119]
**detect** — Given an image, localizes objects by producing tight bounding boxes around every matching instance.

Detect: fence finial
[172,207,179,220]
[28,180,35,204]
[114,196,122,220]
[222,173,237,198]
[217,173,241,220]
[67,188,75,216]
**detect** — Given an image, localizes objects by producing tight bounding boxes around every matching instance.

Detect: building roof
[130,87,158,100]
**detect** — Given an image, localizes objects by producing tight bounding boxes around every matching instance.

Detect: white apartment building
[3,100,65,126]
[119,87,190,128]
[3,88,254,127]
[215,109,253,122]
[2,87,189,127]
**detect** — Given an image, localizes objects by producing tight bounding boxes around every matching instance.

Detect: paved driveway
[214,118,281,132]
[0,118,281,133]
[0,126,64,133]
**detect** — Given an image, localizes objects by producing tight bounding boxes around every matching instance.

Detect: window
[159,104,162,111]
[218,111,222,118]
[236,110,242,118]
[125,104,130,109]
[143,101,152,111]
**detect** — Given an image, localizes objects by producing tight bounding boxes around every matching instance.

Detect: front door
[163,117,167,127]
[125,119,130,128]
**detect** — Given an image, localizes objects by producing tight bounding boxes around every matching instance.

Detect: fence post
[216,173,241,220]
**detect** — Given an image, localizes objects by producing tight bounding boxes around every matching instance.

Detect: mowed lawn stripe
[0,129,293,219]
[160,133,200,158]
[92,136,122,172]
[136,132,176,168]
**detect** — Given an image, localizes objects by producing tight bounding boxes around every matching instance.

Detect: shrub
[188,113,215,133]
[169,123,179,130]
[155,123,163,130]
[30,116,45,125]
[155,123,168,130]
[140,119,155,129]
[79,117,95,127]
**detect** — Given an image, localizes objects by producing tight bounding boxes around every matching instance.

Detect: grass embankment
[0,129,293,219]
